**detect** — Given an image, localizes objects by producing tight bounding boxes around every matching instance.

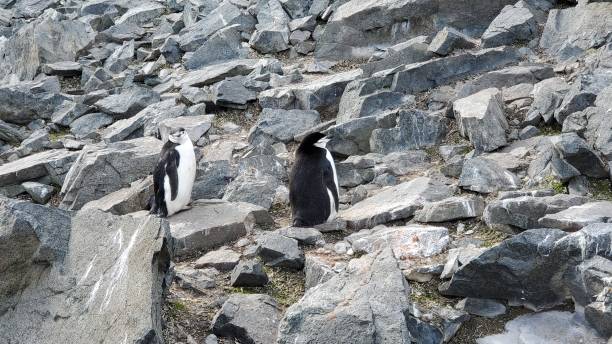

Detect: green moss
[49,129,70,142]
[543,176,566,194]
[540,125,562,136]
[590,179,612,201]
[226,267,305,308]
[166,300,187,319]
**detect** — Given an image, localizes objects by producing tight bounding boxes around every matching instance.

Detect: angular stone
[0,200,171,344]
[0,120,25,145]
[304,255,337,290]
[212,77,257,108]
[484,194,590,233]
[21,181,55,204]
[0,149,78,187]
[69,112,113,139]
[458,65,554,98]
[0,80,69,125]
[325,112,397,156]
[538,201,612,232]
[525,77,570,124]
[158,114,214,143]
[551,132,609,179]
[230,260,269,287]
[415,196,485,223]
[185,25,246,69]
[250,24,290,53]
[180,59,264,87]
[175,266,217,292]
[248,108,320,144]
[455,298,506,318]
[256,232,305,269]
[459,157,520,194]
[41,61,82,76]
[337,87,411,123]
[212,294,282,344]
[370,109,449,154]
[361,36,433,77]
[341,177,453,229]
[276,227,323,245]
[428,27,478,56]
[453,88,508,153]
[195,248,241,271]
[540,3,612,61]
[169,200,273,257]
[481,4,537,48]
[347,224,450,259]
[95,87,160,119]
[59,137,163,210]
[115,2,165,26]
[81,176,153,216]
[392,47,519,94]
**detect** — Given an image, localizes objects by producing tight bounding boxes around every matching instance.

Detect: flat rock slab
[477,311,607,344]
[81,176,153,215]
[194,248,241,271]
[340,176,453,229]
[347,224,450,260]
[459,157,521,194]
[212,294,282,344]
[0,199,171,344]
[539,201,612,232]
[456,298,506,318]
[257,232,305,269]
[415,196,485,223]
[169,199,273,257]
[180,59,265,87]
[60,137,163,211]
[175,266,217,292]
[276,227,323,245]
[158,114,214,143]
[0,149,79,187]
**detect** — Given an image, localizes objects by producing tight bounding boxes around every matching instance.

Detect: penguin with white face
[289,132,339,227]
[149,128,197,217]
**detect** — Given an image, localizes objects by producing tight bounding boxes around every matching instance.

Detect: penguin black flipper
[165,149,181,201]
[322,160,339,211]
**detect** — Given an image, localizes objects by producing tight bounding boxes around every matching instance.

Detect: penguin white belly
[164,143,196,216]
[326,188,337,222]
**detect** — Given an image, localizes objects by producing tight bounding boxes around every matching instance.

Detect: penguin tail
[292,217,308,227]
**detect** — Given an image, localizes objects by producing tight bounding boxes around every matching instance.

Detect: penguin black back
[150,139,180,217]
[289,132,339,227]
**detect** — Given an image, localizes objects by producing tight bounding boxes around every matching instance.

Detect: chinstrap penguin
[289,132,339,227]
[149,128,196,217]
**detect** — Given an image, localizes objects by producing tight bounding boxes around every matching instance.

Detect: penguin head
[168,127,190,144]
[299,132,329,151]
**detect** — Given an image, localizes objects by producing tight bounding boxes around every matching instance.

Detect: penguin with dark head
[289,132,339,227]
[149,127,197,217]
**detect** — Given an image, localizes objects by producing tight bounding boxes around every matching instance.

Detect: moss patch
[49,128,70,142]
[226,266,305,309]
[543,176,566,194]
[589,179,612,201]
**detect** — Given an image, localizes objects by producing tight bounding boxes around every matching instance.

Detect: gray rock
[169,199,273,257]
[289,30,310,44]
[428,27,478,56]
[341,176,453,229]
[195,248,241,271]
[392,46,519,94]
[304,255,337,290]
[258,69,362,113]
[370,109,449,154]
[439,144,470,161]
[115,2,165,26]
[104,40,134,74]
[0,80,69,125]
[361,36,433,77]
[69,112,113,139]
[0,120,25,145]
[81,176,153,215]
[250,24,290,53]
[527,137,582,184]
[185,25,246,69]
[336,162,374,187]
[566,256,612,308]
[0,149,78,187]
[212,77,257,108]
[41,61,82,76]
[458,64,554,98]
[51,101,90,127]
[459,157,520,194]
[249,108,321,144]
[21,181,54,204]
[279,247,434,343]
[347,224,450,259]
[553,76,599,125]
[538,201,612,232]
[540,3,612,61]
[257,232,305,269]
[484,194,590,233]
[193,159,235,200]
[230,260,269,287]
[212,294,282,344]
[525,77,571,125]
[481,4,537,48]
[158,114,214,143]
[204,334,219,344]
[0,16,95,81]
[585,289,612,338]
[380,150,431,176]
[325,112,397,156]
[441,155,465,178]
[551,132,609,179]
[453,88,508,153]
[455,298,506,318]
[0,199,171,344]
[95,87,160,119]
[415,196,485,223]
[477,311,607,344]
[276,227,323,245]
[441,224,612,310]
[180,59,264,87]
[441,246,488,279]
[519,125,540,139]
[59,137,163,210]
[175,266,217,292]
[337,82,413,123]
[563,106,612,161]
[289,15,316,31]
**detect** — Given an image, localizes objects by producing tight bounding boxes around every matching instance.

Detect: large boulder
[550,133,609,179]
[481,3,537,48]
[525,77,570,125]
[185,25,247,69]
[459,157,520,194]
[0,79,69,125]
[59,137,163,210]
[169,199,273,257]
[341,177,453,229]
[325,112,397,156]
[0,198,171,344]
[256,232,305,269]
[249,108,321,145]
[0,149,78,187]
[81,176,153,215]
[453,88,508,153]
[94,87,160,119]
[361,36,433,77]
[540,3,612,61]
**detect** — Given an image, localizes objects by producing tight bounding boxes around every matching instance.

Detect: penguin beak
[317,137,330,145]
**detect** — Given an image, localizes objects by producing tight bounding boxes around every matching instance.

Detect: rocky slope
[0,0,611,343]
